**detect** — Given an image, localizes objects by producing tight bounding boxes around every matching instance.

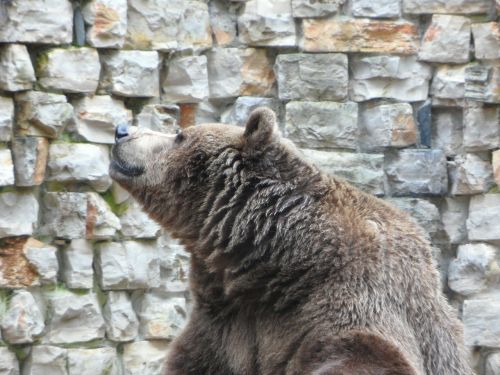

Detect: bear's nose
[115,123,129,142]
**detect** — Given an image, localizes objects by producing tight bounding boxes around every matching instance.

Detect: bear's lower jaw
[110,159,145,178]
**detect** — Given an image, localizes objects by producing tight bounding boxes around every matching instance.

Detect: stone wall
[0,0,499,374]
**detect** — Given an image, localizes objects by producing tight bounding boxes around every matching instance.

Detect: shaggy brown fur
[110,108,472,375]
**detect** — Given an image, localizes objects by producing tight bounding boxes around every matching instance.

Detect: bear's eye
[175,131,185,144]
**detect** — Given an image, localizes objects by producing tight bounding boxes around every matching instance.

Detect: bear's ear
[243,107,279,149]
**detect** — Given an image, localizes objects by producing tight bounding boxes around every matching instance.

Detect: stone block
[0,238,39,288]
[0,0,73,44]
[96,241,160,290]
[0,193,38,238]
[494,150,500,188]
[463,102,500,151]
[359,102,417,151]
[441,197,469,244]
[23,346,68,375]
[465,63,500,103]
[304,150,385,195]
[467,194,500,241]
[352,0,400,18]
[472,22,500,60]
[87,192,121,240]
[15,91,73,139]
[122,341,170,375]
[350,55,432,102]
[486,352,500,375]
[72,95,132,144]
[163,55,209,103]
[209,0,238,46]
[275,53,348,101]
[136,104,179,133]
[37,48,101,93]
[431,108,463,157]
[291,0,344,17]
[82,0,127,48]
[419,15,471,64]
[0,96,14,142]
[285,101,358,150]
[157,234,190,293]
[23,240,58,285]
[431,65,467,100]
[1,290,45,344]
[0,347,19,375]
[67,348,119,375]
[385,149,448,196]
[463,298,500,347]
[448,243,498,296]
[103,291,139,342]
[403,0,493,14]
[238,0,297,47]
[221,97,282,127]
[0,149,14,186]
[302,18,418,54]
[40,192,87,239]
[0,44,35,91]
[178,0,212,51]
[47,143,112,193]
[101,50,160,97]
[62,239,94,289]
[449,154,494,195]
[11,137,49,187]
[120,200,161,238]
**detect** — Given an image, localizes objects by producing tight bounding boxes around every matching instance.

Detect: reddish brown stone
[240,49,275,97]
[0,237,40,288]
[179,104,198,128]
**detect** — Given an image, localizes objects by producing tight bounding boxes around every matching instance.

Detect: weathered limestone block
[463,298,500,347]
[352,0,400,18]
[120,200,161,238]
[23,346,68,375]
[486,353,500,375]
[0,238,38,288]
[0,347,19,375]
[62,240,94,289]
[431,65,467,100]
[350,55,432,102]
[463,102,500,151]
[178,0,212,51]
[37,48,101,93]
[207,48,275,99]
[136,104,179,133]
[292,0,344,17]
[87,192,121,240]
[494,150,500,188]
[47,143,112,193]
[419,15,471,64]
[45,290,105,344]
[157,234,190,293]
[82,0,127,48]
[441,197,469,244]
[1,290,45,344]
[11,137,49,187]
[302,18,418,54]
[23,241,58,285]
[104,291,139,342]
[137,293,187,340]
[122,341,170,375]
[0,44,35,91]
[67,348,119,375]
[163,55,209,103]
[359,103,416,151]
[0,96,14,141]
[467,194,500,241]
[385,149,448,196]
[472,23,500,60]
[275,53,348,101]
[0,0,73,44]
[221,97,282,127]
[209,0,238,46]
[96,241,160,290]
[238,0,297,47]
[0,193,38,238]
[448,243,498,296]
[303,150,385,195]
[15,91,73,139]
[431,109,463,157]
[285,101,358,150]
[0,149,14,186]
[101,50,160,97]
[449,154,494,195]
[72,95,132,144]
[465,63,500,103]
[403,0,493,14]
[40,192,87,239]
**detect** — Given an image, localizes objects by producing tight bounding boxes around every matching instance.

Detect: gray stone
[11,137,49,187]
[350,55,432,102]
[463,298,500,347]
[449,154,494,195]
[486,352,500,375]
[178,0,213,51]
[0,44,35,91]
[448,243,498,296]
[0,347,19,375]
[136,104,179,134]
[292,0,344,17]
[441,197,469,244]
[494,150,500,188]
[72,95,132,144]
[403,0,493,14]
[112,181,131,205]
[157,234,190,293]
[122,341,170,375]
[285,101,358,150]
[15,91,73,139]
[62,240,94,289]
[463,102,500,151]
[238,0,297,47]
[47,143,112,192]
[1,290,45,344]
[0,96,14,142]
[431,65,467,100]
[304,150,385,195]
[418,15,471,64]
[86,192,121,240]
[467,194,500,242]
[120,200,161,238]
[45,290,105,344]
[40,192,87,239]
[275,53,348,101]
[23,242,58,285]
[209,0,238,46]
[0,149,14,187]
[163,55,209,103]
[23,346,68,375]
[0,192,38,238]
[465,63,500,103]
[385,149,448,196]
[101,50,160,97]
[221,97,282,127]
[352,0,400,18]
[96,241,160,290]
[67,348,119,375]
[472,22,500,60]
[82,0,127,48]
[431,109,463,157]
[103,291,139,342]
[37,48,101,94]
[0,0,73,44]
[359,103,417,151]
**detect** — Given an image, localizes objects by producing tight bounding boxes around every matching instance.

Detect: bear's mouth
[110,159,144,177]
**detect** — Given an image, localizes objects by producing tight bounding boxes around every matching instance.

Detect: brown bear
[110,108,473,375]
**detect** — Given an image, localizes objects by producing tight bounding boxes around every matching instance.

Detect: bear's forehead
[187,123,244,143]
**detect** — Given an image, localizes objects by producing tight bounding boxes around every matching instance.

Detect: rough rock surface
[62,240,94,289]
[11,137,49,187]
[441,197,469,244]
[449,154,494,195]
[157,234,190,293]
[0,149,14,186]
[463,102,500,151]
[292,0,344,17]
[352,0,400,18]
[0,193,38,238]
[23,346,68,375]
[472,23,500,60]
[122,340,170,375]
[0,44,36,91]
[67,348,119,375]
[465,63,500,103]
[163,55,209,103]
[0,96,14,142]
[104,291,139,342]
[431,109,463,157]
[0,347,19,375]
[403,0,493,14]
[120,200,161,238]
[467,194,500,241]
[82,0,128,48]
[463,299,500,347]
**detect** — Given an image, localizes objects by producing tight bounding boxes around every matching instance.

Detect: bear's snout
[115,123,129,142]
